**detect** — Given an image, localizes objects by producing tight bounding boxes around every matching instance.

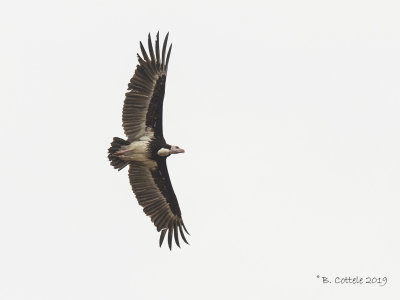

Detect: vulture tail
[108,137,130,171]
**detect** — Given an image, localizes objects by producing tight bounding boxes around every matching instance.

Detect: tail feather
[108,137,130,171]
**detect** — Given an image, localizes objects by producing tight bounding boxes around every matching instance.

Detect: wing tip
[158,221,190,249]
[182,223,190,235]
[159,229,167,247]
[167,227,173,250]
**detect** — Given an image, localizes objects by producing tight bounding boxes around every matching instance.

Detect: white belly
[125,140,149,162]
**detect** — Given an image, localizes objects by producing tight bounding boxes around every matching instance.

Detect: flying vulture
[108,32,189,249]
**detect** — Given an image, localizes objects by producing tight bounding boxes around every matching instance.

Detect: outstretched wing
[123,32,172,141]
[128,160,189,249]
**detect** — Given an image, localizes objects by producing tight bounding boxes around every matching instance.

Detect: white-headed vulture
[108,32,189,250]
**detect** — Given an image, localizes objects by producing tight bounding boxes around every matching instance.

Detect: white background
[1,0,399,299]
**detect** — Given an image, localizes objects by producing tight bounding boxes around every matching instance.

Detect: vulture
[108,32,189,249]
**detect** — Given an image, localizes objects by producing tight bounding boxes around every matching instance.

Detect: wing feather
[161,32,169,69]
[159,229,167,247]
[166,44,172,70]
[178,223,189,244]
[173,222,180,248]
[155,32,160,66]
[140,41,150,62]
[123,32,171,141]
[147,33,156,68]
[129,160,189,249]
[168,227,173,250]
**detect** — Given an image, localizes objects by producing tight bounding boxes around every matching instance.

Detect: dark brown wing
[128,160,189,249]
[123,32,172,141]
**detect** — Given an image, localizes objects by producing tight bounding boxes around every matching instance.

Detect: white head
[157,145,185,157]
[170,145,185,154]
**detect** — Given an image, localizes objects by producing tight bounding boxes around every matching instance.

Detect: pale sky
[1,1,400,299]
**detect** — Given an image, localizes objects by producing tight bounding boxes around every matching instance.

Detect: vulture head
[170,145,185,154]
[157,145,185,157]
